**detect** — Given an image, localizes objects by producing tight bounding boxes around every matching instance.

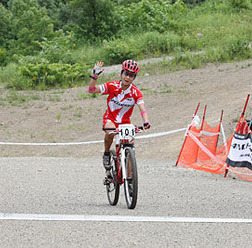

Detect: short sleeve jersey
[99,81,144,124]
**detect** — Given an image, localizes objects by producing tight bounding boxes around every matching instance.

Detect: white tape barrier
[0,140,104,146]
[1,213,252,223]
[0,127,187,146]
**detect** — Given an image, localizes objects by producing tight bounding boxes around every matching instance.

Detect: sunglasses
[123,71,136,78]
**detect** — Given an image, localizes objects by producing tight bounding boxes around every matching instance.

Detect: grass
[60,104,73,111]
[160,88,173,94]
[73,107,83,119]
[0,63,19,87]
[77,92,97,100]
[0,91,42,106]
[62,123,86,131]
[241,62,252,69]
[48,95,61,102]
[178,89,189,95]
[56,113,62,121]
[140,86,174,95]
[140,88,158,94]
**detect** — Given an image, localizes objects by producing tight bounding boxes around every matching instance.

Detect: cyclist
[88,59,150,178]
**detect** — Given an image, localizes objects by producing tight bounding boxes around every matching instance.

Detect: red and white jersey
[99,81,144,124]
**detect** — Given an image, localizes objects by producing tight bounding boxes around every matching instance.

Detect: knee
[105,132,115,140]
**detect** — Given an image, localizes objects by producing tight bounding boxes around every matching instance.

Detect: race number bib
[118,124,135,140]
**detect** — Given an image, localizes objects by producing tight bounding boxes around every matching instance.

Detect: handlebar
[104,126,144,132]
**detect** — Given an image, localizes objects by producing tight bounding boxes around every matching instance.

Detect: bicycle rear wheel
[124,147,138,209]
[106,150,120,206]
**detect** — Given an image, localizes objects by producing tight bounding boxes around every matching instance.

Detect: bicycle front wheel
[124,147,138,209]
[106,150,120,206]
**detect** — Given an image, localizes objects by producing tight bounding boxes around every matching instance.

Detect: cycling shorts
[103,119,130,130]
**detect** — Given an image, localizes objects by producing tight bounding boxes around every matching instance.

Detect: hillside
[0,59,252,160]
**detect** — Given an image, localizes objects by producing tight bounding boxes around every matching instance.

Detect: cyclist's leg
[103,120,116,176]
[103,119,116,153]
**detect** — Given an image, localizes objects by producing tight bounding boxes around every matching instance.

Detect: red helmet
[122,60,140,75]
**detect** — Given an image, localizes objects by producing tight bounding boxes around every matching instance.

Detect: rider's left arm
[138,103,150,129]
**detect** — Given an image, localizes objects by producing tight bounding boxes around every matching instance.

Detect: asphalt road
[0,157,252,247]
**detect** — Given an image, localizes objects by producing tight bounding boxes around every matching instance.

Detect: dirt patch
[0,60,252,160]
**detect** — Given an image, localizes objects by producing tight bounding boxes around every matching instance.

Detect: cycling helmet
[122,60,140,75]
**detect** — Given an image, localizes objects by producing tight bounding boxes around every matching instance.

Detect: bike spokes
[106,150,120,206]
[124,148,138,209]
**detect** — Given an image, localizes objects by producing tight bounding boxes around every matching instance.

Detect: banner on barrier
[226,127,252,170]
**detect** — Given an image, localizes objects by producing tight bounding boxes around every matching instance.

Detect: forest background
[0,0,252,91]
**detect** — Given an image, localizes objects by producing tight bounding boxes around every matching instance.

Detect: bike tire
[124,147,138,209]
[106,150,120,206]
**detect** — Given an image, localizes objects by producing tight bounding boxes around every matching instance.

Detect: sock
[104,151,110,156]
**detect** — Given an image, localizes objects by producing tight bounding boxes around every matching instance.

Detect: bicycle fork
[116,144,126,184]
[121,147,127,183]
[115,134,127,184]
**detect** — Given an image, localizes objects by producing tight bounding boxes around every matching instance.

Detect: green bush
[0,48,7,66]
[103,39,137,64]
[227,0,251,9]
[223,37,252,60]
[203,36,252,63]
[0,63,19,87]
[118,0,188,34]
[37,31,78,64]
[7,62,89,90]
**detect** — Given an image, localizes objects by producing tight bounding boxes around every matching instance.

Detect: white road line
[1,213,252,223]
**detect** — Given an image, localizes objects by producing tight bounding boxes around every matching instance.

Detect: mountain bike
[103,124,143,209]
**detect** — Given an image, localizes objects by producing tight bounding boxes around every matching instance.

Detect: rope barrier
[0,127,187,146]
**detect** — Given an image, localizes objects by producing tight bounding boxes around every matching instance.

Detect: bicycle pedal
[103,177,112,185]
[103,178,108,185]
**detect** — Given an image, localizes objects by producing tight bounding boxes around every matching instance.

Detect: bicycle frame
[115,135,134,184]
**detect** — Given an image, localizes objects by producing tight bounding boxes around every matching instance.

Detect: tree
[0,3,12,47]
[0,0,9,8]
[8,0,55,56]
[37,0,68,29]
[67,0,121,40]
[111,0,142,5]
